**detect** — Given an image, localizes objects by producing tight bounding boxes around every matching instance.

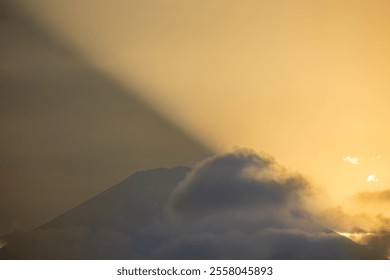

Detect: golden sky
[3,1,390,250]
[17,0,390,201]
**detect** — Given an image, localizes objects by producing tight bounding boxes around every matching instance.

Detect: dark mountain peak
[42,166,190,231]
[0,165,386,260]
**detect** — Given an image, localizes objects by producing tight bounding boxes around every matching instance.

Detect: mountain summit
[0,151,385,259]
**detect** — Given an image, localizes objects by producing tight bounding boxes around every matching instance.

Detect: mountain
[0,166,189,259]
[42,166,190,233]
[0,166,385,259]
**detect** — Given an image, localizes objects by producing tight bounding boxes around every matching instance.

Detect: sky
[2,0,390,256]
[0,1,210,235]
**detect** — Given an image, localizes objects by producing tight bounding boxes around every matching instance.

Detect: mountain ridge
[0,165,386,259]
[42,166,190,232]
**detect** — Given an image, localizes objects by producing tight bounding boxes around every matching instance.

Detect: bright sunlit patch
[367,174,379,183]
[336,232,375,244]
[343,156,360,165]
[338,232,390,258]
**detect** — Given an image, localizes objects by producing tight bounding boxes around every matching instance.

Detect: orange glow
[12,0,390,234]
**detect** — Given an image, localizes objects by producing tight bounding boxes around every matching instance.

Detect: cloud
[154,150,378,259]
[151,228,362,260]
[362,232,390,258]
[343,156,360,165]
[317,206,390,233]
[315,189,390,259]
[354,189,390,205]
[367,174,379,183]
[169,149,310,220]
[1,150,382,259]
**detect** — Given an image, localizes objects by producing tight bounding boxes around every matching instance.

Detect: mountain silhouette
[43,166,190,233]
[0,166,385,259]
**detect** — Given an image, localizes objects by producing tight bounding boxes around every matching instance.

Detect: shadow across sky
[0,2,211,235]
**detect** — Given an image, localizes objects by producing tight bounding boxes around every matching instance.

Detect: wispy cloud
[343,156,360,165]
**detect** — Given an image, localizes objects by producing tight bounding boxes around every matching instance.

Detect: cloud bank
[1,150,381,259]
[316,188,390,259]
[170,150,309,220]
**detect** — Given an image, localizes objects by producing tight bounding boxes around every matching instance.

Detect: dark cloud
[315,191,390,259]
[362,232,390,258]
[151,228,373,260]
[315,188,390,234]
[156,150,378,259]
[170,150,310,220]
[1,150,382,259]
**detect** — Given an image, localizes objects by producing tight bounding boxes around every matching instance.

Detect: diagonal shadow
[0,2,212,234]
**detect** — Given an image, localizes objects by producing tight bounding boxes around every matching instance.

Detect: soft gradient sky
[0,1,210,234]
[15,0,390,200]
[3,1,390,243]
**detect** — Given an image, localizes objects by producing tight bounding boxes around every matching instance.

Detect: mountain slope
[0,165,385,259]
[43,166,190,233]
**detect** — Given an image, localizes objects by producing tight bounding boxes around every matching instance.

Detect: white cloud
[367,174,379,183]
[343,156,360,165]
